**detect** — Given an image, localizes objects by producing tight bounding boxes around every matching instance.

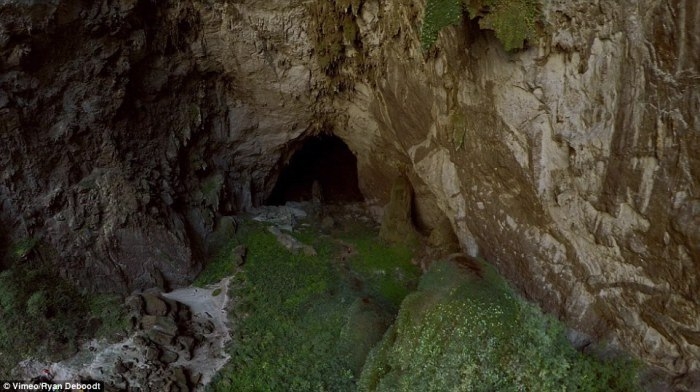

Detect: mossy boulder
[427,216,461,254]
[358,258,641,391]
[338,298,392,375]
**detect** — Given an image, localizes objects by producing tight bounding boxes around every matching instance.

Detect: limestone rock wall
[1,0,698,385]
[335,0,700,384]
[0,0,323,292]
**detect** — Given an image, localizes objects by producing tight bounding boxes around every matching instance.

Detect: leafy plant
[421,0,542,51]
[421,0,463,50]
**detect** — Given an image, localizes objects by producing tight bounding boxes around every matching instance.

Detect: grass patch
[340,228,421,309]
[208,221,360,391]
[194,240,239,287]
[359,259,641,391]
[207,219,416,391]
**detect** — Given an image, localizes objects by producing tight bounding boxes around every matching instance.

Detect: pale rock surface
[1,0,698,386]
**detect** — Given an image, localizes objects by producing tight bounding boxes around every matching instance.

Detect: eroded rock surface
[1,0,698,386]
[18,280,231,391]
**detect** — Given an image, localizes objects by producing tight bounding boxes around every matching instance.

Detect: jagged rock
[143,315,178,346]
[233,244,247,266]
[159,350,178,365]
[144,345,160,363]
[0,0,698,385]
[252,205,308,232]
[141,293,169,317]
[165,367,190,392]
[427,217,460,254]
[206,216,238,256]
[189,372,202,386]
[126,295,144,315]
[175,336,195,360]
[379,177,420,246]
[267,226,317,256]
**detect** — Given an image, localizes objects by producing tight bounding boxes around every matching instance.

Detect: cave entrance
[265,134,363,205]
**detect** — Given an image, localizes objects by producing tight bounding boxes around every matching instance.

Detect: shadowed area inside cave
[265,134,363,205]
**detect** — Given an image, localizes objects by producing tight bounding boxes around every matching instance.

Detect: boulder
[379,176,420,246]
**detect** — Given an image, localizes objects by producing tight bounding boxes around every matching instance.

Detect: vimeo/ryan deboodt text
[1,381,103,391]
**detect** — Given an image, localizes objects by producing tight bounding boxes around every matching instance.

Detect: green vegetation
[340,228,421,309]
[9,237,38,260]
[205,219,417,391]
[202,218,641,391]
[194,239,238,287]
[359,260,641,391]
[421,0,542,51]
[468,0,541,51]
[308,0,363,90]
[421,0,463,50]
[88,294,131,341]
[0,241,130,377]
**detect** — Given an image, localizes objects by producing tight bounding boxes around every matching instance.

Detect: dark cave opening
[265,134,363,205]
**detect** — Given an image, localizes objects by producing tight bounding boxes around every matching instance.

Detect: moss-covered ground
[359,259,641,391]
[0,242,130,377]
[202,214,640,391]
[205,218,418,391]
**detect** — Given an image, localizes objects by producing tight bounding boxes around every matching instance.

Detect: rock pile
[18,281,231,392]
[94,291,208,391]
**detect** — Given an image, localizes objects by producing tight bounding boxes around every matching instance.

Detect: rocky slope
[0,0,698,386]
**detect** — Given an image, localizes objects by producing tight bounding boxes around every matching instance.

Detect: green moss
[208,221,356,391]
[0,258,129,378]
[88,294,130,341]
[470,0,540,51]
[420,0,463,50]
[421,0,542,51]
[10,238,37,260]
[341,229,421,309]
[207,218,420,391]
[308,0,364,88]
[194,240,239,287]
[359,260,641,391]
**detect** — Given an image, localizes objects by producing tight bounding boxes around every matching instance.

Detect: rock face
[1,0,698,385]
